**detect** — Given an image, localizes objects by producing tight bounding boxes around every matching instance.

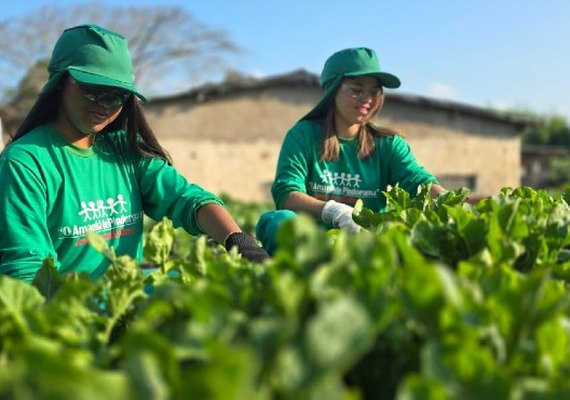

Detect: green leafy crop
[1,187,570,399]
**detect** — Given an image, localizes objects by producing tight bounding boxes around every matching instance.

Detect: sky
[2,0,570,121]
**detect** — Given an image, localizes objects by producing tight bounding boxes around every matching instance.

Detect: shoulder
[286,119,322,142]
[372,130,413,161]
[373,129,407,147]
[2,125,55,164]
[295,119,321,132]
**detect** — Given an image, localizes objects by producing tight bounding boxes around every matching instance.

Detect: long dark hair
[9,74,172,164]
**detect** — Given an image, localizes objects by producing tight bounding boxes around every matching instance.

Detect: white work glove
[321,200,362,234]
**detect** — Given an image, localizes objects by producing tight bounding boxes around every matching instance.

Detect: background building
[144,70,530,202]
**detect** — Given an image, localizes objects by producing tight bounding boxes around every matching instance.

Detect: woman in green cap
[0,24,268,283]
[256,47,445,254]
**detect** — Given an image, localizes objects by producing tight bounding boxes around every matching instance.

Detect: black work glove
[224,232,270,263]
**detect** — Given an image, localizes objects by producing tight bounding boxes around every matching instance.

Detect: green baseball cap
[41,24,146,101]
[301,47,400,121]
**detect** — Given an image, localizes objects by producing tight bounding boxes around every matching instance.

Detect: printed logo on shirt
[57,194,143,242]
[320,170,362,188]
[78,195,128,221]
[309,168,381,201]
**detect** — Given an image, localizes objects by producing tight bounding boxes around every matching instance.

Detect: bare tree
[0,61,49,136]
[0,1,241,99]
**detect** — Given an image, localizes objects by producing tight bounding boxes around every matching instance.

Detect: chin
[88,123,109,134]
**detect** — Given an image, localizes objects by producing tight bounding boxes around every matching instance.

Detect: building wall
[156,138,279,201]
[379,100,521,196]
[146,88,319,141]
[145,87,320,202]
[145,87,521,202]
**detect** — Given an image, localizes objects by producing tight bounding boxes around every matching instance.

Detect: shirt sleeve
[386,135,439,195]
[0,158,57,283]
[136,155,225,236]
[271,123,314,209]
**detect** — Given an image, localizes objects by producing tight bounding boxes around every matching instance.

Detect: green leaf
[143,217,175,270]
[535,317,570,378]
[446,204,487,256]
[86,231,116,262]
[178,344,258,400]
[304,297,373,372]
[396,374,449,400]
[274,214,332,274]
[123,351,170,400]
[32,257,65,301]
[272,345,307,393]
[0,340,133,399]
[563,186,570,205]
[0,276,45,338]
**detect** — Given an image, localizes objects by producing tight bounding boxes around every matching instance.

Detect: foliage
[2,187,570,399]
[545,157,570,188]
[517,112,570,190]
[0,2,240,100]
[521,113,570,148]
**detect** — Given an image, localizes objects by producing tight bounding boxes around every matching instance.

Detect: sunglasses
[340,84,383,101]
[71,78,131,109]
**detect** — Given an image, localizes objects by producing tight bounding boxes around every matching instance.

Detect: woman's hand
[197,203,269,262]
[321,200,362,234]
[225,232,270,263]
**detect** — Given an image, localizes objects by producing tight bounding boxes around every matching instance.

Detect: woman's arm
[430,183,447,196]
[0,158,56,282]
[196,203,241,244]
[271,123,314,209]
[136,155,268,262]
[386,136,444,196]
[197,203,268,262]
[282,191,327,219]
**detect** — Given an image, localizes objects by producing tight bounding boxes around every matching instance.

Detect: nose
[358,93,375,103]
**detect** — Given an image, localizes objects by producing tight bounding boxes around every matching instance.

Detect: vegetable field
[1,186,570,399]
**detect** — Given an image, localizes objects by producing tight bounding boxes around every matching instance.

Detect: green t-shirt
[0,124,223,282]
[271,119,438,213]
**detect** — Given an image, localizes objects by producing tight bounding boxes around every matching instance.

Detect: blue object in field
[141,267,180,295]
[255,209,297,255]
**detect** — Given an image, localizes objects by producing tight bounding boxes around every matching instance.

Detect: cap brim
[345,70,401,89]
[69,68,147,102]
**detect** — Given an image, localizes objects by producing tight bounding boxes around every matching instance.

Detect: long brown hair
[319,85,401,161]
[8,73,172,164]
